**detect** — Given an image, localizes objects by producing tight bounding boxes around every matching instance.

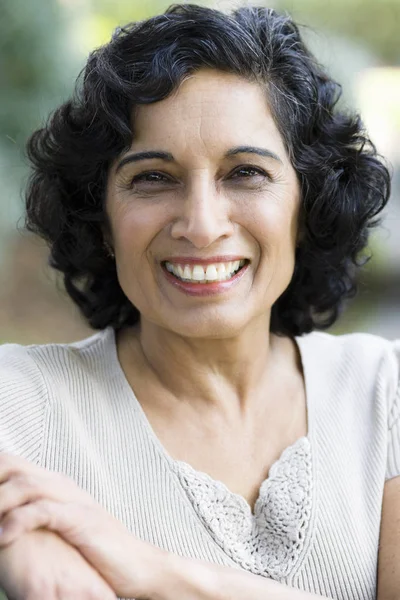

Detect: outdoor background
[0,0,399,347]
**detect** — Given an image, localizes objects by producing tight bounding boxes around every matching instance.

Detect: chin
[161,308,252,339]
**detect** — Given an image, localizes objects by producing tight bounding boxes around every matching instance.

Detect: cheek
[247,199,299,251]
[111,208,162,304]
[111,204,166,258]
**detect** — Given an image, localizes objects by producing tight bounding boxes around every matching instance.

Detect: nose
[170,176,234,248]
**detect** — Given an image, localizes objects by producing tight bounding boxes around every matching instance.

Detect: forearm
[154,553,333,600]
[198,562,330,599]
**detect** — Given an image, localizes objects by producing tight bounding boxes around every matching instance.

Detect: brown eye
[231,165,270,179]
[130,171,171,185]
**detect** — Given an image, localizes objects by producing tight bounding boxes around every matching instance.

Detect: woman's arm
[154,553,332,600]
[0,529,116,599]
[152,476,400,600]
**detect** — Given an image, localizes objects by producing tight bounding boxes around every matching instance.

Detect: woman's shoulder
[298,329,399,367]
[0,328,115,459]
[0,328,115,398]
[1,327,112,367]
[296,331,400,402]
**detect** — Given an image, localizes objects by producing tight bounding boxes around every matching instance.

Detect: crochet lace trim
[174,436,313,579]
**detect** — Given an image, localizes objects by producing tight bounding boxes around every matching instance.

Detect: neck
[118,314,293,416]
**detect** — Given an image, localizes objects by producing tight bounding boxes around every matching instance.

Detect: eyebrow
[115,145,283,172]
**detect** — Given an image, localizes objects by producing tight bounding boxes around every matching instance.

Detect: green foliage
[0,0,82,244]
[0,0,75,144]
[276,0,400,63]
[84,0,209,48]
[91,0,173,23]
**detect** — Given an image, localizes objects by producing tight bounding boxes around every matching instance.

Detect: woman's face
[106,69,301,338]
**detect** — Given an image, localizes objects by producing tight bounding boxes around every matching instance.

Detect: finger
[0,472,91,523]
[0,454,96,510]
[0,499,113,550]
[0,476,50,519]
[0,452,61,495]
[0,451,48,478]
[0,499,149,598]
[0,501,51,547]
[0,499,64,546]
[0,453,76,494]
[0,454,53,517]
[0,452,45,483]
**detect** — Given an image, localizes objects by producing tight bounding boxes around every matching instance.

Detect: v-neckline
[173,434,311,516]
[106,327,315,516]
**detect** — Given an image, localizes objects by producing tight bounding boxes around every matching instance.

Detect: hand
[0,452,165,599]
[0,528,117,600]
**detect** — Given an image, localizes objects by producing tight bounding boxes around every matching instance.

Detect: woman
[0,3,398,599]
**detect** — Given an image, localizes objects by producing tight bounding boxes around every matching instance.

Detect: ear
[101,225,115,257]
[101,223,113,245]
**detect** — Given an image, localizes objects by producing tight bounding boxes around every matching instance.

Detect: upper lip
[162,256,249,265]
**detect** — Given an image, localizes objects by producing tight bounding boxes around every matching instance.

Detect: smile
[163,259,247,283]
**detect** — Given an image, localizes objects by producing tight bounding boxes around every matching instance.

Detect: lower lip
[162,263,249,296]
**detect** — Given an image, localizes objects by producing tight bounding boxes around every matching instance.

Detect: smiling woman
[0,3,399,600]
[104,69,301,338]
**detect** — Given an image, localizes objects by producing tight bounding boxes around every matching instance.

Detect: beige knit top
[0,327,399,600]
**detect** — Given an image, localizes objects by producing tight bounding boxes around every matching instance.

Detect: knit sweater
[0,327,399,600]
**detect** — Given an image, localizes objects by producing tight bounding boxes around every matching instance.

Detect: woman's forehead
[130,71,286,158]
[134,69,268,119]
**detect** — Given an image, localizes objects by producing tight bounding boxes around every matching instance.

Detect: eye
[230,165,271,180]
[130,171,172,186]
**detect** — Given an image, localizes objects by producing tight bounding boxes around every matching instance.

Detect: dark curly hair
[25,3,391,336]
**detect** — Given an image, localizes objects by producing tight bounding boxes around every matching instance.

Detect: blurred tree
[0,0,76,146]
[0,0,78,255]
[0,0,87,344]
[275,0,400,63]
[72,0,205,51]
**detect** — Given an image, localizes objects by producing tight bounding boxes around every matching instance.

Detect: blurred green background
[0,0,399,348]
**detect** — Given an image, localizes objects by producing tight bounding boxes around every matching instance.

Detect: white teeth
[165,260,246,283]
[217,263,226,278]
[205,264,218,280]
[192,265,205,280]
